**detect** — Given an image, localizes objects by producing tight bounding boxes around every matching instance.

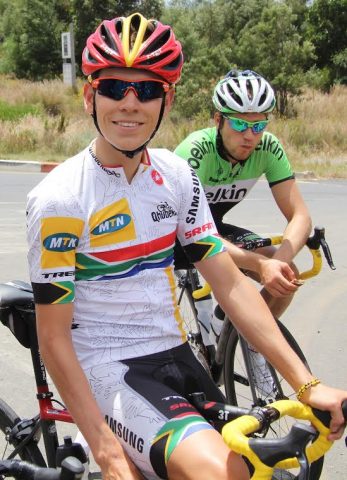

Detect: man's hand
[258,258,303,298]
[99,442,145,480]
[300,383,347,441]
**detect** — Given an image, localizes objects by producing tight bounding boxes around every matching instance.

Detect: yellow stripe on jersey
[165,266,187,342]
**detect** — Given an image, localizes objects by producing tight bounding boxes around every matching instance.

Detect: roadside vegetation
[0,0,346,177]
[0,75,346,178]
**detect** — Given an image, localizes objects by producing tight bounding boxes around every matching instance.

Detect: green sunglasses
[223,116,269,134]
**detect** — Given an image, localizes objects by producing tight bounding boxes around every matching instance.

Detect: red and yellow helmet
[82,12,183,84]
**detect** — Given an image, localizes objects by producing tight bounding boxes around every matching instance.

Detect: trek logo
[105,415,144,453]
[43,233,79,252]
[185,222,214,239]
[151,202,177,222]
[92,214,131,235]
[42,271,74,280]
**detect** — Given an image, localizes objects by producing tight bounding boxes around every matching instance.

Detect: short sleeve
[27,188,85,305]
[259,133,294,186]
[175,160,225,264]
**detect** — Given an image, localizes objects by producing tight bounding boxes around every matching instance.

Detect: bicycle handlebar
[222,399,347,480]
[0,456,84,480]
[192,225,335,299]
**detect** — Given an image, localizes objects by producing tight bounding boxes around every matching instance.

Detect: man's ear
[214,111,222,128]
[83,83,94,115]
[163,87,175,117]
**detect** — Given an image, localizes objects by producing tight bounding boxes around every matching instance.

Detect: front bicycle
[190,393,347,480]
[176,226,336,479]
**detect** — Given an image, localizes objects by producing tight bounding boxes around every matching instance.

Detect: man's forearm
[274,214,312,264]
[197,253,313,390]
[222,238,265,274]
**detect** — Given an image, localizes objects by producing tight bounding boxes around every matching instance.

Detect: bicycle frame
[8,307,73,468]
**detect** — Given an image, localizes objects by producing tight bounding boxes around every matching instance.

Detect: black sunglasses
[91,77,170,102]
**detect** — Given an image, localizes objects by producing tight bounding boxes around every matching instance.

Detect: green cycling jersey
[174,127,294,228]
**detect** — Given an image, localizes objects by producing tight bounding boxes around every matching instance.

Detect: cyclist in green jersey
[27,18,346,480]
[175,69,312,319]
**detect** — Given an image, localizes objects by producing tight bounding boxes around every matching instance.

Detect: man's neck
[93,136,144,183]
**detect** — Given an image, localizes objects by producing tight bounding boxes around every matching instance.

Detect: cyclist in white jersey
[26,13,347,480]
[175,70,312,319]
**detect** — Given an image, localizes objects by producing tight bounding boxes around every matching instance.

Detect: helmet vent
[259,91,268,106]
[93,43,117,63]
[216,92,227,108]
[166,53,183,71]
[245,79,254,101]
[100,24,119,54]
[226,83,242,106]
[141,51,170,66]
[115,18,123,35]
[142,29,171,55]
[130,12,142,32]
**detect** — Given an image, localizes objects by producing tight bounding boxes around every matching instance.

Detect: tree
[0,0,62,79]
[234,2,315,114]
[306,0,347,86]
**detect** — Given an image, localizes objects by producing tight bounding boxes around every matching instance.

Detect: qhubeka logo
[43,233,79,252]
[91,214,131,235]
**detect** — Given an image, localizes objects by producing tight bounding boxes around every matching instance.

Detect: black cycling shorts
[85,342,225,479]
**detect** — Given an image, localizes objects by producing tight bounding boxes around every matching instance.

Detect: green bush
[0,100,41,121]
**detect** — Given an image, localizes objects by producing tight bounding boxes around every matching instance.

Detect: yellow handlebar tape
[222,400,332,479]
[191,238,323,299]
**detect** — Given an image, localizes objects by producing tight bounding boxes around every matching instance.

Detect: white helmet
[212,69,276,114]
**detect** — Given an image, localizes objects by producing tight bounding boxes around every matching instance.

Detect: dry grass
[0,75,346,178]
[269,85,347,178]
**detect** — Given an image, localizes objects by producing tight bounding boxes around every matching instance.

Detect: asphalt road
[0,171,346,478]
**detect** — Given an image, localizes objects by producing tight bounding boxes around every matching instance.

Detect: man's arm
[221,238,298,298]
[36,304,143,479]
[271,179,312,264]
[195,251,347,439]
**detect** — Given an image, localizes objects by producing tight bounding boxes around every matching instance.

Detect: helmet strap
[91,92,167,159]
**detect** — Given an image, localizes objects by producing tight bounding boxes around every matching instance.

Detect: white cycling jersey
[27,144,224,367]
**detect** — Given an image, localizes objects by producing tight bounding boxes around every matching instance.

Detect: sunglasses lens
[96,79,165,102]
[227,117,268,134]
[229,118,248,132]
[97,79,124,100]
[136,81,165,101]
[252,121,268,134]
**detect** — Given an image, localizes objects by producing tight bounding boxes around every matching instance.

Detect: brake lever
[306,226,336,270]
[320,237,336,270]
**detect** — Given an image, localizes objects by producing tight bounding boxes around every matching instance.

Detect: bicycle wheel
[0,398,46,465]
[223,319,324,480]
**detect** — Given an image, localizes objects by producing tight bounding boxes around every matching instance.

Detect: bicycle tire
[223,319,324,479]
[0,398,46,465]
